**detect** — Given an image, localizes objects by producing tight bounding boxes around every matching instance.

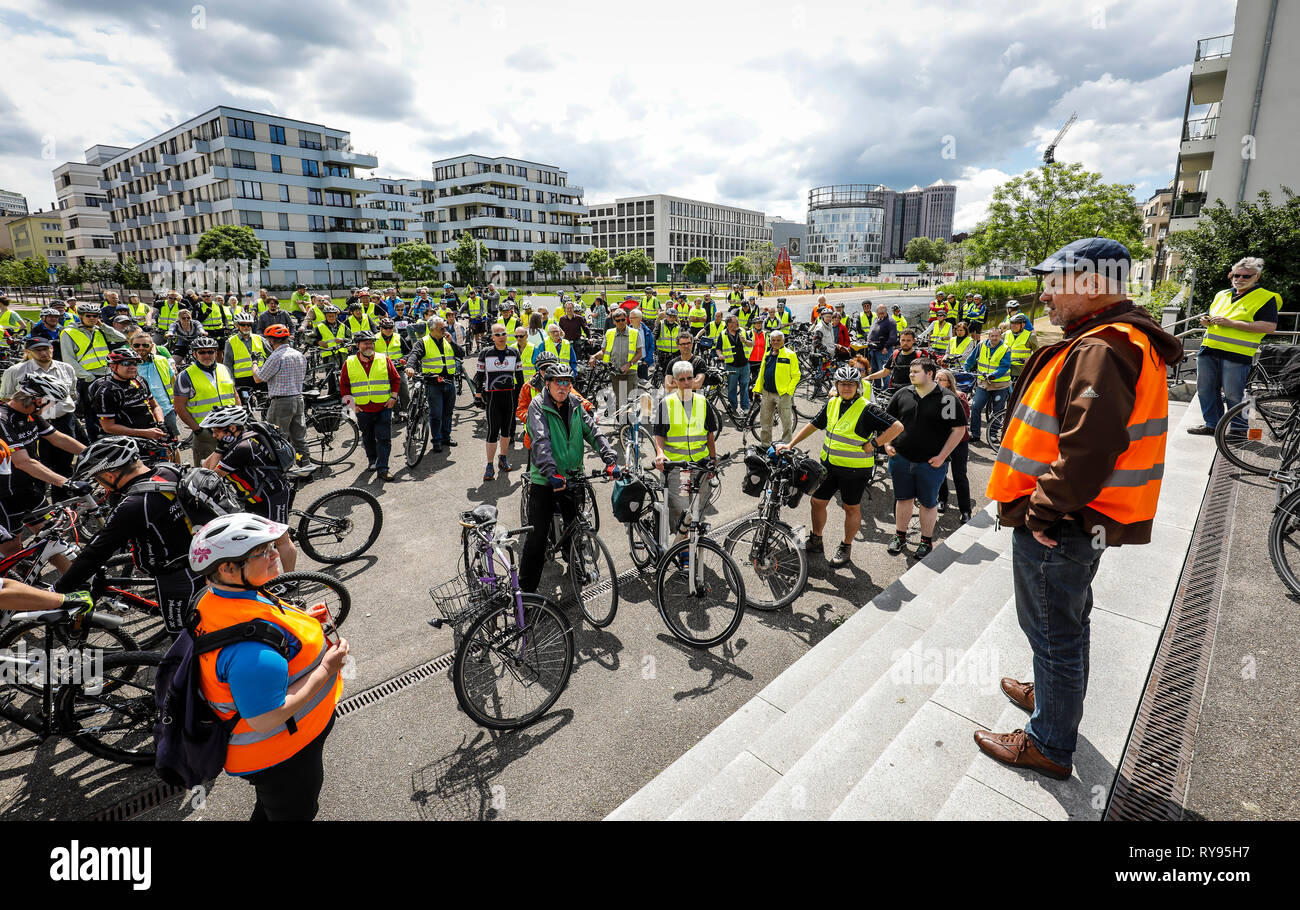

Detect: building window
[236,180,263,200]
[308,215,326,232]
[278,212,290,231]
[269,125,286,145]
[313,242,328,258]
[299,130,323,150]
[229,118,256,140]
[325,164,352,178]
[240,210,264,228]
[271,154,282,173]
[308,189,322,205]
[279,184,290,203]
[232,149,256,169]
[324,191,350,207]
[285,241,296,259]
[302,159,320,177]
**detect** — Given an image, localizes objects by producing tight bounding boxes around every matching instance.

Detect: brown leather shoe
[1001,678,1035,712]
[973,729,1071,780]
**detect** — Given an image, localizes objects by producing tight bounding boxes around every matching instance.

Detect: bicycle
[1215,392,1299,476]
[986,406,1008,448]
[520,470,618,628]
[724,447,810,611]
[624,453,747,648]
[284,467,384,564]
[703,368,802,448]
[300,389,362,466]
[0,600,159,764]
[428,505,573,730]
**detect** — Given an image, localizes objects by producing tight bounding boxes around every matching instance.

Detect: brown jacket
[995,301,1184,545]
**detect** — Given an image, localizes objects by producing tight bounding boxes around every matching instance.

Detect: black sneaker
[445,439,457,447]
[887,533,907,555]
[937,500,948,514]
[806,533,823,555]
[828,542,852,567]
[1186,425,1215,436]
[959,511,972,523]
[915,540,934,559]
[431,444,443,453]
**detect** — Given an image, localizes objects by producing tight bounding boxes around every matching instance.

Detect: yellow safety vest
[976,342,1011,380]
[346,315,371,335]
[375,333,403,357]
[857,312,873,333]
[642,296,659,319]
[1202,287,1280,358]
[65,326,111,372]
[317,322,347,355]
[720,329,753,361]
[1004,329,1033,369]
[948,335,974,362]
[543,338,571,364]
[822,395,873,470]
[602,328,638,365]
[688,306,708,329]
[181,363,237,420]
[930,321,952,354]
[663,394,708,462]
[656,322,681,353]
[157,300,180,331]
[227,333,265,379]
[754,347,801,396]
[419,335,456,375]
[128,301,150,322]
[705,321,726,341]
[344,353,391,405]
[893,314,908,330]
[200,303,225,331]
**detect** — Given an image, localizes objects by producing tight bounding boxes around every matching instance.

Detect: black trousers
[76,378,101,442]
[245,716,335,821]
[519,483,578,594]
[938,439,973,514]
[38,413,79,477]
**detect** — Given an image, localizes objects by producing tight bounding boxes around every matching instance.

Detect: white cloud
[952,166,1015,231]
[998,63,1061,97]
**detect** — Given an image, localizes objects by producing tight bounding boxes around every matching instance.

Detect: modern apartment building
[806,180,956,275]
[0,189,29,218]
[583,194,769,283]
[1169,2,1299,248]
[1135,182,1174,288]
[767,216,806,260]
[52,145,120,270]
[97,105,380,289]
[1,210,68,269]
[356,176,437,279]
[419,155,591,285]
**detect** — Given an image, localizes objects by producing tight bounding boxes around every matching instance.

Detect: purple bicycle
[428,504,574,730]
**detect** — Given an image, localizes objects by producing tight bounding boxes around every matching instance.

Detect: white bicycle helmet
[73,436,141,479]
[189,512,288,576]
[199,406,252,430]
[833,365,862,383]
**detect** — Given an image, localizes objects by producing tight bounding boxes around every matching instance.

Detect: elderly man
[590,306,641,419]
[979,238,1182,781]
[1003,312,1039,379]
[715,314,754,412]
[964,324,1013,443]
[1188,256,1282,436]
[254,324,310,462]
[754,330,801,446]
[1,336,80,474]
[340,331,400,481]
[653,360,721,543]
[542,321,579,373]
[405,316,463,454]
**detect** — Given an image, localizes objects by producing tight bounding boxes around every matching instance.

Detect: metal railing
[1195,33,1232,61]
[1172,193,1206,219]
[1182,116,1218,142]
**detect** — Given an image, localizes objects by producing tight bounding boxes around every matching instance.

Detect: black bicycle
[520,470,618,628]
[724,446,811,610]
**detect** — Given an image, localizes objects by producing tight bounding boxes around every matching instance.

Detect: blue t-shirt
[211,589,303,732]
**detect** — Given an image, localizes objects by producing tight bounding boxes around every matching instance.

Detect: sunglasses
[1231,273,1255,279]
[550,379,572,387]
[492,332,507,337]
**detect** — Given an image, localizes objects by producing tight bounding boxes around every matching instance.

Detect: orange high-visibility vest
[986,322,1169,525]
[195,588,342,775]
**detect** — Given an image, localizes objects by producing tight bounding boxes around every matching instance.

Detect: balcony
[322,147,379,169]
[1196,33,1232,60]
[192,140,210,154]
[133,161,158,176]
[159,153,178,167]
[1190,33,1230,104]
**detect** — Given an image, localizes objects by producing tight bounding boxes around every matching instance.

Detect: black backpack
[248,421,297,472]
[133,465,240,534]
[153,618,291,789]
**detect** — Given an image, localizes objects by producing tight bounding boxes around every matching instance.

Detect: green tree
[1167,187,1300,316]
[799,261,822,275]
[585,247,612,297]
[725,255,753,280]
[613,249,653,284]
[683,256,711,284]
[977,162,1148,283]
[113,258,151,290]
[532,249,565,290]
[389,241,441,284]
[942,240,972,281]
[447,232,490,285]
[744,241,776,281]
[904,237,940,267]
[190,224,269,267]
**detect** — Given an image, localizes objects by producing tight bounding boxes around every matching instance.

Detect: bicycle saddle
[462,504,498,525]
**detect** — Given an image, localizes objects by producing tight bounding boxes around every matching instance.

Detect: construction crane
[1043,112,1077,165]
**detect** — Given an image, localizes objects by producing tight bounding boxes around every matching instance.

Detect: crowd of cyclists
[0,277,1037,819]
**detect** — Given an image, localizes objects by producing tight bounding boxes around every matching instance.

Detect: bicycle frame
[460,520,531,656]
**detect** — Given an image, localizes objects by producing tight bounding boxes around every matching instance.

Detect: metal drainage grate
[335,651,455,718]
[87,782,188,822]
[1105,457,1237,821]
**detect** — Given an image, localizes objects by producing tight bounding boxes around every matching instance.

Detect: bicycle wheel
[452,593,573,730]
[627,510,659,571]
[1268,487,1300,596]
[0,620,141,699]
[1216,395,1298,476]
[986,408,1008,448]
[655,537,746,648]
[618,423,656,472]
[744,405,801,447]
[454,373,477,410]
[296,487,383,564]
[61,650,160,766]
[264,570,351,629]
[404,392,429,468]
[304,412,362,466]
[568,529,618,628]
[723,517,808,611]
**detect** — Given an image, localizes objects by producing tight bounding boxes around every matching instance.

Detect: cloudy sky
[1,0,1236,231]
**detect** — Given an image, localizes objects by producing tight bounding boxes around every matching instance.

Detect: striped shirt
[255,343,307,397]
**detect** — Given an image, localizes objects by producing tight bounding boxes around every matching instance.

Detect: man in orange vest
[979,238,1183,781]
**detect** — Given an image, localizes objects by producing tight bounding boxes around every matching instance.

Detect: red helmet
[263,324,291,338]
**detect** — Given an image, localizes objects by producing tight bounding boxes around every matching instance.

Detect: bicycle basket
[313,405,343,434]
[611,475,649,523]
[428,575,510,626]
[741,446,771,496]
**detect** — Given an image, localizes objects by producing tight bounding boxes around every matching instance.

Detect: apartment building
[1,210,68,269]
[583,194,769,283]
[1169,1,1300,249]
[97,105,380,288]
[1135,182,1174,288]
[418,155,591,284]
[53,145,120,270]
[355,176,437,279]
[0,189,28,218]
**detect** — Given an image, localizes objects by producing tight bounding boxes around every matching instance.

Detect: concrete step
[738,563,1017,819]
[606,506,1001,821]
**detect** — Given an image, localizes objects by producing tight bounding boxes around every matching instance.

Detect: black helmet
[542,362,573,381]
[108,347,143,365]
[378,318,395,330]
[352,331,377,342]
[17,373,69,401]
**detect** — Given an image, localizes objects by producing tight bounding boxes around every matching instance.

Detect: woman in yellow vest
[928,318,952,357]
[1189,256,1281,435]
[944,320,975,367]
[543,322,577,373]
[155,292,182,336]
[223,313,266,400]
[189,512,346,820]
[778,364,901,567]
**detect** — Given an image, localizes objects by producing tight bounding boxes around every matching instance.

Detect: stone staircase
[608,398,1215,821]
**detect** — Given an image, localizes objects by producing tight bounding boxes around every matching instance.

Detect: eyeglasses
[245,544,277,561]
[1231,273,1255,279]
[550,379,572,387]
[131,343,152,350]
[492,332,506,337]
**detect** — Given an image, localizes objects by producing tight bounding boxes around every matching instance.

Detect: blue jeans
[726,363,751,411]
[869,348,893,392]
[969,385,1009,439]
[1012,522,1105,767]
[888,454,947,508]
[424,377,455,444]
[1196,350,1250,431]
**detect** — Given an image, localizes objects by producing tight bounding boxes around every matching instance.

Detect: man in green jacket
[518,363,619,593]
